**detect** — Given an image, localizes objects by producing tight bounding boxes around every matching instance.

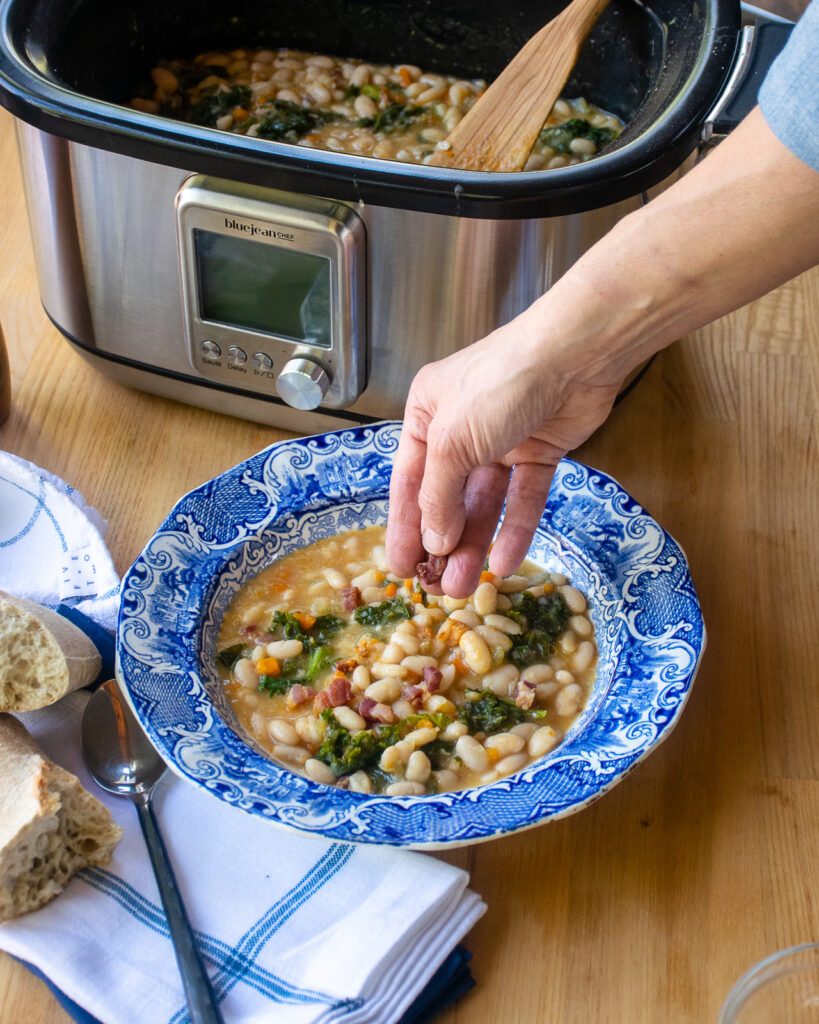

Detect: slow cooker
[0,0,791,433]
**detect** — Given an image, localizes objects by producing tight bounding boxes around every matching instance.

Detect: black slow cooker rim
[0,0,742,219]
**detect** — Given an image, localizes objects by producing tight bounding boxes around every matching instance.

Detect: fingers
[386,423,428,578]
[439,463,510,598]
[488,461,558,577]
[417,424,471,556]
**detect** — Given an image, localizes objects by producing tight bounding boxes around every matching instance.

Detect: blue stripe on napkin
[54,604,115,687]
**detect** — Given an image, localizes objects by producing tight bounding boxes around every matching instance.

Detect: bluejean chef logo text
[224,217,295,241]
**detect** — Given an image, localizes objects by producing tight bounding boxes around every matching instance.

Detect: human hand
[385,307,624,598]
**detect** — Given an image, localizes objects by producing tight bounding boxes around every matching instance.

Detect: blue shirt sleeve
[759,0,819,171]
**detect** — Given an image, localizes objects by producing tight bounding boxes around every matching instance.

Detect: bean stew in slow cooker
[132,47,624,171]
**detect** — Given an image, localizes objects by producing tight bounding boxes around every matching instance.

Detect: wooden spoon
[430,0,612,172]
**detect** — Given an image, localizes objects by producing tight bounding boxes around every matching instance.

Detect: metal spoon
[81,679,225,1024]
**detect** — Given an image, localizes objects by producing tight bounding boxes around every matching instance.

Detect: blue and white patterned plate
[117,422,705,849]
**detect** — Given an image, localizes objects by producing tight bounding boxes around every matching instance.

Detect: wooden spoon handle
[430,0,611,172]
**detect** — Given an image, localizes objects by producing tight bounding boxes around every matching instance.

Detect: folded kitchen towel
[0,692,485,1023]
[0,451,120,630]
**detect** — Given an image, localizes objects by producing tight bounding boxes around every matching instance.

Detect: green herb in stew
[354,597,413,627]
[255,100,339,142]
[189,85,252,126]
[538,118,618,154]
[457,689,546,735]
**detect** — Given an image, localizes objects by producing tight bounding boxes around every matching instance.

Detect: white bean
[405,727,438,749]
[559,585,587,613]
[559,631,578,655]
[379,643,405,664]
[305,53,335,68]
[273,743,309,766]
[233,658,258,689]
[570,136,597,156]
[475,625,513,652]
[510,722,538,740]
[473,582,498,616]
[322,567,346,589]
[449,609,480,627]
[521,663,553,685]
[555,684,582,717]
[537,682,559,702]
[394,620,417,635]
[370,662,408,679]
[433,769,459,791]
[241,602,268,626]
[365,678,402,703]
[401,655,438,675]
[351,665,371,691]
[251,644,267,662]
[350,64,371,87]
[426,695,456,715]
[391,699,415,719]
[555,669,576,687]
[496,752,529,776]
[483,614,523,635]
[405,750,432,783]
[442,721,468,742]
[268,719,299,745]
[348,771,372,794]
[353,94,378,119]
[442,596,469,612]
[250,711,266,737]
[455,734,489,771]
[459,631,492,674]
[392,632,420,655]
[569,614,593,638]
[351,568,381,590]
[550,572,568,586]
[307,83,332,106]
[266,639,303,659]
[437,664,456,691]
[484,733,525,756]
[573,640,596,673]
[482,664,520,697]
[380,744,402,772]
[528,725,561,757]
[496,594,512,611]
[479,770,499,785]
[295,716,323,746]
[305,758,336,785]
[498,575,529,594]
[361,586,385,604]
[386,781,425,796]
[333,706,366,731]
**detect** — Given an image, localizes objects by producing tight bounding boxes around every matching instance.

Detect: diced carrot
[453,657,469,676]
[296,613,316,631]
[404,579,413,591]
[542,582,556,594]
[480,570,495,583]
[399,67,413,87]
[232,106,249,120]
[411,592,423,604]
[486,748,501,765]
[255,657,280,676]
[374,570,386,584]
[385,582,398,598]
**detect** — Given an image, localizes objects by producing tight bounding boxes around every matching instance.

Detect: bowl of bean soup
[117,422,705,848]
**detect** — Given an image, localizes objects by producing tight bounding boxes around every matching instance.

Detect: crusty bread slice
[0,592,101,712]
[0,715,122,920]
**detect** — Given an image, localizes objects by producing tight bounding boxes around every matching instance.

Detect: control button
[201,339,221,358]
[227,345,247,365]
[276,358,331,411]
[252,352,273,371]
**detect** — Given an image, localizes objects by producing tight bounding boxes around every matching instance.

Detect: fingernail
[422,529,446,554]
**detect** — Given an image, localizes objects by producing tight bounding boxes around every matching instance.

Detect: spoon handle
[136,798,225,1024]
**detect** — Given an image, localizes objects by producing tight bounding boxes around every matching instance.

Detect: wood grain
[0,16,816,1017]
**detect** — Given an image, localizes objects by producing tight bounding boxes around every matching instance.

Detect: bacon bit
[316,675,353,710]
[385,582,398,598]
[359,697,396,724]
[422,666,442,692]
[335,658,358,676]
[515,681,537,710]
[296,613,316,631]
[286,684,316,710]
[342,586,362,612]
[239,625,258,637]
[416,553,447,587]
[255,656,281,676]
[399,67,413,87]
[480,570,495,583]
[402,685,424,709]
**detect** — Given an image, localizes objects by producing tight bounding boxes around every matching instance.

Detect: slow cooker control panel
[176,176,366,410]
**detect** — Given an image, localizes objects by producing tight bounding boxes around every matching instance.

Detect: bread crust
[0,592,101,711]
[0,715,122,920]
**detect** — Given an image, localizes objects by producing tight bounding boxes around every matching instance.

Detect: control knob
[276,358,331,411]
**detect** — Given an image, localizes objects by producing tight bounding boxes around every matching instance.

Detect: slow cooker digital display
[194,229,332,348]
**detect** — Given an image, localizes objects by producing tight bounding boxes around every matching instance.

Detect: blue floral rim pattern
[117,422,705,848]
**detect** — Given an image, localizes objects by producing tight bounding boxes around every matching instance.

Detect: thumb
[417,424,472,555]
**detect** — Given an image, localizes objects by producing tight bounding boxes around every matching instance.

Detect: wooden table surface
[1,85,818,1022]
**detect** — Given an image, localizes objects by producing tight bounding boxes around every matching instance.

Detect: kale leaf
[217,643,248,669]
[354,597,412,627]
[305,645,335,682]
[258,673,297,696]
[506,592,570,667]
[311,615,345,644]
[457,689,546,735]
[255,100,339,142]
[189,85,252,126]
[357,103,428,133]
[538,118,617,154]
[314,711,453,778]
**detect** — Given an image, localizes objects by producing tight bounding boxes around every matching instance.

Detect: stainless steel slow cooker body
[0,0,789,432]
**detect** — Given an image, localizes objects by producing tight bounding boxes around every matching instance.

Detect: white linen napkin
[0,691,485,1024]
[0,451,120,629]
